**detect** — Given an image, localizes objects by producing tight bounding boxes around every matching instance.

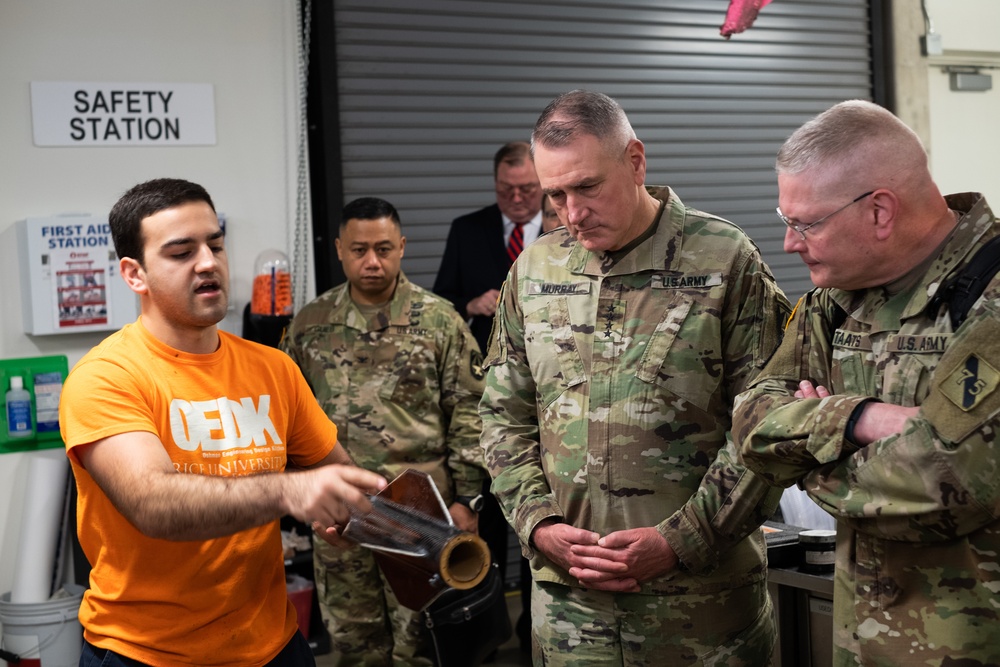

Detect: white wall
[924,0,1000,200]
[0,0,302,597]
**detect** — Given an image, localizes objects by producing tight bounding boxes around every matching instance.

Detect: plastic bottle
[6,376,34,439]
[251,249,293,317]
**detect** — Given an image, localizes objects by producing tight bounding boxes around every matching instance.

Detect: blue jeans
[80,632,316,666]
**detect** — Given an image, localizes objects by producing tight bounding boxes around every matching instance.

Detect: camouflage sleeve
[801,296,1000,542]
[278,320,308,384]
[660,437,782,573]
[733,290,867,488]
[440,312,488,498]
[479,272,562,551]
[720,244,791,400]
[659,247,788,572]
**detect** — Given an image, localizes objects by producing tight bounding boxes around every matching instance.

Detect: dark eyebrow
[161,237,194,250]
[351,239,395,247]
[545,178,600,197]
[160,229,225,250]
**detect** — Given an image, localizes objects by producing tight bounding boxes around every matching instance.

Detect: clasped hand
[532,520,679,592]
[466,289,501,317]
[795,381,919,445]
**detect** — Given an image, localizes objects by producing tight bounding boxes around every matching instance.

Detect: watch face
[470,495,485,513]
[459,494,484,512]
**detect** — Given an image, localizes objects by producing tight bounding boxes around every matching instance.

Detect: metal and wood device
[342,469,492,611]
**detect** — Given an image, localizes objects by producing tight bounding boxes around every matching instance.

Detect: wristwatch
[455,494,485,513]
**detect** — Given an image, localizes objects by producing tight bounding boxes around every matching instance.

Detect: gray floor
[314,589,531,667]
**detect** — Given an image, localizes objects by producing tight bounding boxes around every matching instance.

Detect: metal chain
[292,0,312,312]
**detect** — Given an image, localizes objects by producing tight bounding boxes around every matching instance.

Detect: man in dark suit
[433,141,542,654]
[434,141,543,353]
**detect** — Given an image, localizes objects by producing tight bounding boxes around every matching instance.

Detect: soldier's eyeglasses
[777,190,875,240]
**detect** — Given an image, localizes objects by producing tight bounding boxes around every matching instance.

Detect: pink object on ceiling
[720,0,774,39]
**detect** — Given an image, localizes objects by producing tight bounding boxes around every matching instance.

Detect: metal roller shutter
[328,0,874,301]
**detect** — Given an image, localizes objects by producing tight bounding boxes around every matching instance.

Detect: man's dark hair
[108,178,216,265]
[492,141,532,179]
[340,197,401,230]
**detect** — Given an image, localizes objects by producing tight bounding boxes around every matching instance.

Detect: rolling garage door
[322,0,879,301]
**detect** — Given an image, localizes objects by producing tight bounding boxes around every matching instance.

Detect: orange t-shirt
[60,320,336,666]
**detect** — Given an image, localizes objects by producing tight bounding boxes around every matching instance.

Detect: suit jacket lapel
[487,205,509,274]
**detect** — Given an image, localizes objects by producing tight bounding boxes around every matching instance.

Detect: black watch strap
[845,397,881,445]
[456,494,485,513]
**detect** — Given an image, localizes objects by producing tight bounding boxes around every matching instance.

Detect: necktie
[507,222,526,265]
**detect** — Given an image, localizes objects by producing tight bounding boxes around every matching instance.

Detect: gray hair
[777,100,928,180]
[531,90,636,158]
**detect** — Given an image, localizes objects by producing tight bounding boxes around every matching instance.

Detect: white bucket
[0,585,84,667]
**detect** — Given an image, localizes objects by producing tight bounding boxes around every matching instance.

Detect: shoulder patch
[470,350,485,380]
[940,353,999,411]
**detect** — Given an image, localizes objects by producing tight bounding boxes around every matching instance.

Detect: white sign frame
[30,81,217,147]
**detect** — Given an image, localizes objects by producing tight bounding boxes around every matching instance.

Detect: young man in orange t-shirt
[60,178,385,666]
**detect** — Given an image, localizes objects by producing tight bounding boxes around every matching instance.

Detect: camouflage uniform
[733,193,1000,666]
[480,187,789,665]
[281,272,486,666]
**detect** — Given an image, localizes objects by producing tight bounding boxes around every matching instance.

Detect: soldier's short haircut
[777,99,927,177]
[493,141,532,179]
[109,178,216,266]
[531,90,636,159]
[341,197,401,229]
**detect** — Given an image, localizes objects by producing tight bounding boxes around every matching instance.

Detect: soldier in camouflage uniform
[733,100,1000,666]
[281,197,487,666]
[479,90,789,666]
